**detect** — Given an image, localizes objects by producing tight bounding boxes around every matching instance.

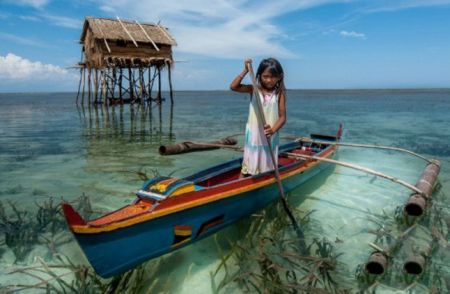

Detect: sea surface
[0,90,449,292]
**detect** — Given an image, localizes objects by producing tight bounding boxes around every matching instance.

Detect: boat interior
[188,139,333,188]
[77,138,335,227]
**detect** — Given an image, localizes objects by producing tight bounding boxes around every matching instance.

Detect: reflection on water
[0,90,450,292]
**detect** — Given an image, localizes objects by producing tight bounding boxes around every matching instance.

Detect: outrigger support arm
[290,136,433,164]
[285,152,426,197]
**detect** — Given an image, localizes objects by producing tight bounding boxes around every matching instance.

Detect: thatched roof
[81,17,176,46]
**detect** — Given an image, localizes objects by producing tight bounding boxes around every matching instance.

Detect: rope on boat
[288,136,433,164]
[285,152,426,197]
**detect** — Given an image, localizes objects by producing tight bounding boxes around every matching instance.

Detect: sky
[0,0,449,92]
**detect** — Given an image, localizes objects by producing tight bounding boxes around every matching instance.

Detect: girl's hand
[264,124,274,138]
[244,58,252,72]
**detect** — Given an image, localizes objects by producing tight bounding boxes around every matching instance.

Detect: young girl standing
[230,58,286,176]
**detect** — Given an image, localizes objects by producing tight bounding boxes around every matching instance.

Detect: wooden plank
[135,20,159,51]
[117,17,138,47]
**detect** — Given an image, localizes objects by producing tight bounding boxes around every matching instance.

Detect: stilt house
[77,16,177,105]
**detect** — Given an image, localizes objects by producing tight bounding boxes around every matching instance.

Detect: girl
[230,58,286,176]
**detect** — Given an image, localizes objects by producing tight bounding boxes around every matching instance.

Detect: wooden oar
[247,63,307,253]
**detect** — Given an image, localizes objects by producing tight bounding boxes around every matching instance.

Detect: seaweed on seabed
[3,254,164,293]
[210,203,347,293]
[0,200,38,262]
[0,195,96,263]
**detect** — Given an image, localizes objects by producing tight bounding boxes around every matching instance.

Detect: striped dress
[241,90,279,175]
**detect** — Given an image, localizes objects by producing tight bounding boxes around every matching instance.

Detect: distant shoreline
[0,88,449,95]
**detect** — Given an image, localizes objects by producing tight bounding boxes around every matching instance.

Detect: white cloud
[94,0,351,59]
[362,0,450,12]
[0,53,75,81]
[340,30,366,39]
[9,0,50,8]
[40,14,82,29]
[0,32,45,46]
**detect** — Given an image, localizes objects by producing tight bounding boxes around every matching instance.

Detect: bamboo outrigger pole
[289,136,433,164]
[247,63,307,252]
[285,152,425,196]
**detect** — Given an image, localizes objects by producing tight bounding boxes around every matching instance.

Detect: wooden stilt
[112,68,116,101]
[98,70,103,103]
[140,66,145,106]
[81,67,86,106]
[102,70,107,104]
[88,68,92,105]
[129,67,134,103]
[168,61,174,105]
[105,69,110,106]
[76,68,83,105]
[157,65,162,104]
[119,68,123,103]
[148,66,153,108]
[94,69,99,104]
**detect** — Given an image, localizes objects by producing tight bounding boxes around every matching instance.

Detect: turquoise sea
[0,89,449,292]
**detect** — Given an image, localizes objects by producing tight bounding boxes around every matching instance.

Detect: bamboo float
[403,160,440,217]
[293,136,441,217]
[403,227,441,275]
[159,138,238,155]
[364,224,417,275]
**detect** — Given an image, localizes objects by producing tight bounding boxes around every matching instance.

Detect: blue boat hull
[73,156,334,277]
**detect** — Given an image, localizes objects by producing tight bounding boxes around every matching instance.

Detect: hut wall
[84,33,172,68]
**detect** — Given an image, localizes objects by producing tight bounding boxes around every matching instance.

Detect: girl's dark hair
[256,58,285,95]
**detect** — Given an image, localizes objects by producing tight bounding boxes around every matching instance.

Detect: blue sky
[0,0,449,92]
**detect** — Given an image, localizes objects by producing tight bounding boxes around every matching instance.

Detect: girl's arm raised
[230,59,253,93]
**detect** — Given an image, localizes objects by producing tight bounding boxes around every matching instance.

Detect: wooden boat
[63,127,342,278]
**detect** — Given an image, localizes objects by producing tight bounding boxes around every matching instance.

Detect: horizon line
[1,87,450,95]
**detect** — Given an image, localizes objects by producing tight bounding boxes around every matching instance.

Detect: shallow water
[0,89,449,292]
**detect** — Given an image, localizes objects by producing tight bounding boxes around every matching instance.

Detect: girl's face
[260,68,281,90]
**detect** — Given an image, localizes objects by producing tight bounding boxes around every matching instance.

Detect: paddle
[247,62,307,254]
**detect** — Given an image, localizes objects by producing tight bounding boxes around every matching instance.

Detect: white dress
[241,90,279,175]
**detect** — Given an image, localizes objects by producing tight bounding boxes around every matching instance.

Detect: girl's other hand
[264,124,274,138]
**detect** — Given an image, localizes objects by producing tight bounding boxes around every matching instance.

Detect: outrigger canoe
[63,126,342,278]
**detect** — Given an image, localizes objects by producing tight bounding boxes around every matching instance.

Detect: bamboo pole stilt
[76,68,83,105]
[87,68,92,105]
[119,68,123,103]
[140,66,145,106]
[94,69,99,103]
[157,65,162,104]
[168,61,174,105]
[102,70,107,104]
[81,67,86,106]
[129,67,134,103]
[111,68,116,101]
